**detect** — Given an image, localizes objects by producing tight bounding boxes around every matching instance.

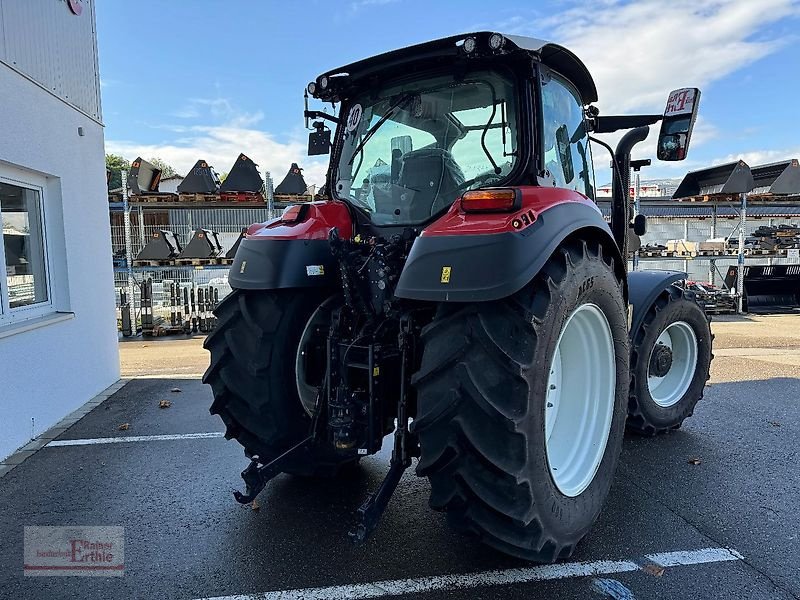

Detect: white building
[596,178,681,198]
[158,174,184,194]
[0,0,119,459]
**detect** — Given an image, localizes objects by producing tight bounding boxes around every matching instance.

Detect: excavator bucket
[274,163,308,196]
[725,265,800,313]
[673,160,754,199]
[178,229,224,259]
[178,160,221,194]
[220,154,264,193]
[751,159,800,195]
[225,228,246,259]
[127,157,162,195]
[135,230,182,261]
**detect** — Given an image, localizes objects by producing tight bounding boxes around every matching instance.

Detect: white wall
[0,0,102,120]
[0,61,119,459]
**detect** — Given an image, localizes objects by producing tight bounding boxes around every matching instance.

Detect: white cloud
[496,0,798,114]
[714,147,800,166]
[490,1,799,181]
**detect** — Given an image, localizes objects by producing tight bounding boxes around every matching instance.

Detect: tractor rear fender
[394,199,626,302]
[627,270,687,338]
[227,201,352,290]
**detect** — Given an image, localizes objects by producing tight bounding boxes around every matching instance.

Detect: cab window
[540,72,595,199]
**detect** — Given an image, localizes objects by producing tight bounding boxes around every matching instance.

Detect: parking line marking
[46,432,224,447]
[193,547,742,600]
[645,547,743,567]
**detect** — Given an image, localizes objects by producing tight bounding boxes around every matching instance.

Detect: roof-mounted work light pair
[462,32,506,55]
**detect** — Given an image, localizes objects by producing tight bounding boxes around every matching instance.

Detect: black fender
[628,270,686,339]
[394,202,623,302]
[228,238,337,290]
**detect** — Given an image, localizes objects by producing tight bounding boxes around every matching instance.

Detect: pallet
[220,192,265,204]
[130,193,179,203]
[133,259,176,267]
[174,257,233,266]
[178,193,220,203]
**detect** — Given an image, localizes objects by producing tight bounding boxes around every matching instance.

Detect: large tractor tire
[203,289,355,476]
[412,239,629,562]
[627,285,713,435]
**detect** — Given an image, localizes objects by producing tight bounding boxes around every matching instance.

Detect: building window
[0,179,51,318]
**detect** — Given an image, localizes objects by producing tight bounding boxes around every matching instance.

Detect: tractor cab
[306,32,600,226]
[305,32,697,234]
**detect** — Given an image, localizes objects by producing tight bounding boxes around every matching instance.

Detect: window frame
[537,66,596,200]
[330,64,532,228]
[0,172,54,325]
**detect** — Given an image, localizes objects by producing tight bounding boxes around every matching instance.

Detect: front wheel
[627,285,713,435]
[412,239,629,561]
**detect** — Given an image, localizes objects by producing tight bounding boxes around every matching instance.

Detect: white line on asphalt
[646,547,744,567]
[46,432,225,447]
[193,547,743,600]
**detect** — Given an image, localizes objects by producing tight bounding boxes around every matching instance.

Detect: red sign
[67,0,84,16]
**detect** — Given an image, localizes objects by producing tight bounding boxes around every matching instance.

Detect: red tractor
[204,32,713,561]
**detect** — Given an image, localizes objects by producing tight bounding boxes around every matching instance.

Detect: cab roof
[316,32,598,104]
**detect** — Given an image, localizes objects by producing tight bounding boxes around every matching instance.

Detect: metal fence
[114,206,800,325]
[634,214,800,285]
[111,207,275,259]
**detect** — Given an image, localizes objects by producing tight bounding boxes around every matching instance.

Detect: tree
[105,154,130,190]
[148,157,178,178]
[219,171,229,184]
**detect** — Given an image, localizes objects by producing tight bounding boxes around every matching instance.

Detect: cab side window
[540,72,595,199]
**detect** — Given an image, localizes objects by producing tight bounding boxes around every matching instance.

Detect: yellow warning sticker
[441,266,451,284]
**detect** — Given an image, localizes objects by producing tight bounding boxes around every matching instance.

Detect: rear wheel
[203,288,355,476]
[412,240,628,561]
[627,285,713,435]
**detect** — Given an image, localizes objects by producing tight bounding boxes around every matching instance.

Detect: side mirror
[308,123,331,156]
[632,213,647,236]
[657,88,700,161]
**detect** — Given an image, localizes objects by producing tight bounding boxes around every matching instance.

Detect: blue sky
[98,0,800,188]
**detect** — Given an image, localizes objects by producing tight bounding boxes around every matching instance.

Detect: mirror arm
[305,110,341,126]
[611,126,650,268]
[593,114,662,134]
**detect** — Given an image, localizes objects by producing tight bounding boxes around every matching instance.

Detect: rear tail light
[460,189,520,213]
[280,204,309,223]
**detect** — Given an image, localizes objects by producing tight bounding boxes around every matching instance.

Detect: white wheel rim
[647,321,698,408]
[545,303,616,498]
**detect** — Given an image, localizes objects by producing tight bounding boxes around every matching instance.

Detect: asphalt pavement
[1,317,799,599]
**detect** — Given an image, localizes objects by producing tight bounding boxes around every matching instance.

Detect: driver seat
[397,148,464,220]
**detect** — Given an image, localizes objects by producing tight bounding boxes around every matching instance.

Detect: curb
[0,378,131,478]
